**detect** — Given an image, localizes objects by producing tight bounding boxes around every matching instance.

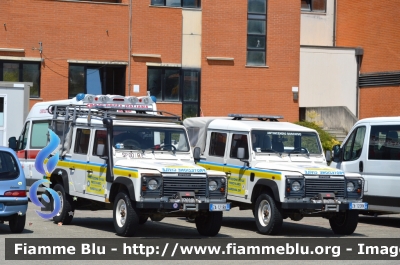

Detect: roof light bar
[79,94,155,111]
[228,114,283,121]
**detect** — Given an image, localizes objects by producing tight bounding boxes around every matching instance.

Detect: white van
[330,116,400,215]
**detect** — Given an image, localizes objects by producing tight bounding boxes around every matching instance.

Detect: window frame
[0,60,41,98]
[150,0,201,8]
[246,0,267,66]
[68,63,126,99]
[301,0,326,13]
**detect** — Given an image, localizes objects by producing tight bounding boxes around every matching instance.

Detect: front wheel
[113,191,139,237]
[195,211,223,236]
[9,214,26,233]
[329,210,359,235]
[53,184,75,225]
[254,193,283,235]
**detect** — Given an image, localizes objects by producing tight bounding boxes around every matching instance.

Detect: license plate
[209,203,230,211]
[0,203,3,211]
[349,202,368,210]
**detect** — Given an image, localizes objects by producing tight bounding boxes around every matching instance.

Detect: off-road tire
[53,184,75,225]
[329,210,359,235]
[9,214,26,233]
[113,191,139,237]
[195,212,223,236]
[254,193,283,235]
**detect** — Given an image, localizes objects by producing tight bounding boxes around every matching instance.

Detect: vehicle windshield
[251,130,322,155]
[113,126,190,152]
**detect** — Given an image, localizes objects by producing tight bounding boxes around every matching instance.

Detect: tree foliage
[294,121,340,152]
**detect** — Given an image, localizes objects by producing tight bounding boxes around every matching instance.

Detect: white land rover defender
[40,94,229,237]
[183,114,367,235]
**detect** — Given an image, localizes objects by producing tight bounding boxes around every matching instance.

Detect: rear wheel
[9,214,26,233]
[113,191,139,237]
[254,193,283,235]
[195,212,223,236]
[329,210,359,235]
[53,184,74,225]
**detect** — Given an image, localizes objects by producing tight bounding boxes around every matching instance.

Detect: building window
[247,0,267,66]
[150,0,201,8]
[68,64,125,98]
[0,61,41,98]
[301,0,326,13]
[147,67,200,118]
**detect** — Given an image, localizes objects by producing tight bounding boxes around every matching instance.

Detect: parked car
[0,146,28,233]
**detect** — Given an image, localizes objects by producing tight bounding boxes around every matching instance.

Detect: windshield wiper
[288,147,310,157]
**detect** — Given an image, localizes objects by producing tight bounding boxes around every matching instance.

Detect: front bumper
[136,201,230,211]
[282,202,349,211]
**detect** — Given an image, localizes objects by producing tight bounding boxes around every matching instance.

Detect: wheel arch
[49,168,70,193]
[109,177,136,203]
[251,179,280,204]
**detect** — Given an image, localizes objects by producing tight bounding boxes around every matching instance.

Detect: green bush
[294,121,340,152]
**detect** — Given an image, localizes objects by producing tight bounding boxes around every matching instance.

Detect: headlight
[209,180,218,191]
[347,181,355,192]
[291,181,301,192]
[148,179,159,190]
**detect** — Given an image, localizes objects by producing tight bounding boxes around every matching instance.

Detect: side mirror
[97,144,105,156]
[332,144,341,161]
[325,150,332,162]
[237,147,250,167]
[8,137,17,150]
[237,147,245,159]
[193,147,201,163]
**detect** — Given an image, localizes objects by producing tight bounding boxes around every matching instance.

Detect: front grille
[305,178,345,198]
[162,176,207,197]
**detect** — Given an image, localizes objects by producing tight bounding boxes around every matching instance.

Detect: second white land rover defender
[184,114,367,235]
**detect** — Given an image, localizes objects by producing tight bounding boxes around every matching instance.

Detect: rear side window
[369,125,400,160]
[209,132,227,157]
[0,151,20,180]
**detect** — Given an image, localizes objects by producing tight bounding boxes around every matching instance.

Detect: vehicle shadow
[68,217,232,238]
[220,216,365,237]
[359,215,400,229]
[0,223,34,235]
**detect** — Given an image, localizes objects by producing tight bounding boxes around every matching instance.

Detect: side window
[93,130,107,157]
[74,129,91,154]
[18,122,30,150]
[230,134,249,159]
[343,126,366,161]
[30,121,51,149]
[209,132,227,157]
[369,125,400,160]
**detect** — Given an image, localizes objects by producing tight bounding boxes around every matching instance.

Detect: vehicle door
[85,129,107,198]
[333,125,367,174]
[18,120,51,187]
[67,128,91,194]
[362,124,400,210]
[201,131,227,171]
[224,132,250,200]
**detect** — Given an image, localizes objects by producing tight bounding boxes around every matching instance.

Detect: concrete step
[323,128,348,143]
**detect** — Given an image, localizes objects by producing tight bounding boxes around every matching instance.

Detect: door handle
[359,161,364,173]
